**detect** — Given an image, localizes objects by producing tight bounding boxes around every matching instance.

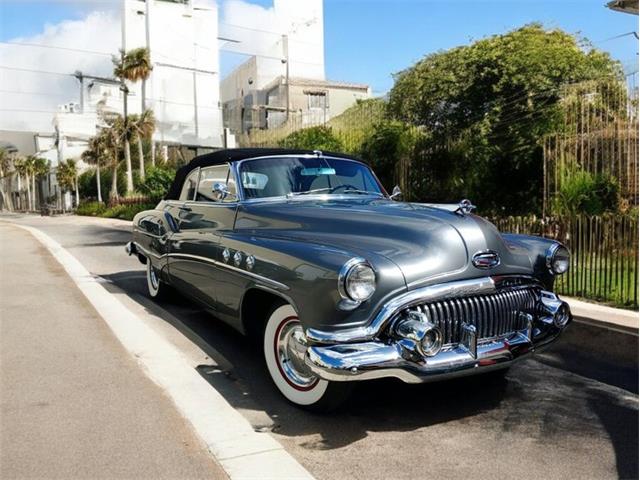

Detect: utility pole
[282,34,290,122]
[73,71,84,113]
[145,0,155,164]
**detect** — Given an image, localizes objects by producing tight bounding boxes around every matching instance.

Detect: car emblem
[472,250,500,269]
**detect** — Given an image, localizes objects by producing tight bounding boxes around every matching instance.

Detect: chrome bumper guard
[304,284,571,384]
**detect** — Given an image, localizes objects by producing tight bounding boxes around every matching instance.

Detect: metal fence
[492,214,638,309]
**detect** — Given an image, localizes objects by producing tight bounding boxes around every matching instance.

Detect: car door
[166,164,238,308]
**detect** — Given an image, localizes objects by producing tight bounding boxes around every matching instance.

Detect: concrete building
[220,0,370,134]
[224,76,370,132]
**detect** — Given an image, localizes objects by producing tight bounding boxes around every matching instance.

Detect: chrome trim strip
[167,252,289,291]
[134,242,163,260]
[136,230,166,240]
[306,276,498,345]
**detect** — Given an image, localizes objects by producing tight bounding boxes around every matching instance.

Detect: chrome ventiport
[394,310,443,357]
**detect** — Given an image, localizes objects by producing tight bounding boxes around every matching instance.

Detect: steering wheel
[329,184,359,193]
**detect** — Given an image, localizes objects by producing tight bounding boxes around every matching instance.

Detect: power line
[0,89,69,98]
[0,65,74,77]
[0,41,113,57]
[0,108,60,113]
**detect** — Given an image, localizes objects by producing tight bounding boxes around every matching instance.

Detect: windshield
[239,156,384,200]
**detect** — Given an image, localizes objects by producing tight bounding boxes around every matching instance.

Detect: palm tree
[13,157,27,210]
[113,47,153,193]
[82,136,106,203]
[32,157,50,208]
[0,148,15,211]
[133,109,156,175]
[56,160,77,211]
[23,156,35,210]
[100,119,122,201]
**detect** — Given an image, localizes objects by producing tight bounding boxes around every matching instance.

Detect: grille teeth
[410,287,538,345]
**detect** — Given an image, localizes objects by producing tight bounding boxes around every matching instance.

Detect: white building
[52,0,224,157]
[122,0,223,148]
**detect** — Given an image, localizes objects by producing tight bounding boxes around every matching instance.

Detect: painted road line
[11,222,314,480]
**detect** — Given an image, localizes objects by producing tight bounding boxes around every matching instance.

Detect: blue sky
[0,0,638,95]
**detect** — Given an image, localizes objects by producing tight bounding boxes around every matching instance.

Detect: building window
[307,92,327,110]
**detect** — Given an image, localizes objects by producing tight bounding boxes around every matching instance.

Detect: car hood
[235,197,532,287]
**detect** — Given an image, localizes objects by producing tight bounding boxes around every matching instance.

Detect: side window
[197,165,237,203]
[179,169,199,201]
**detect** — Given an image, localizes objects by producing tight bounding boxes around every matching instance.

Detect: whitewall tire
[263,303,352,410]
[146,260,165,299]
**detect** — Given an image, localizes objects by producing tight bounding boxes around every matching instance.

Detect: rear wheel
[146,260,167,299]
[263,303,352,411]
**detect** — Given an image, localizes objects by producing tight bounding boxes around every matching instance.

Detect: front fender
[501,233,561,289]
[220,232,407,331]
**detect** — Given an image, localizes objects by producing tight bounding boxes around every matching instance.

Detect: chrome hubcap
[276,321,317,388]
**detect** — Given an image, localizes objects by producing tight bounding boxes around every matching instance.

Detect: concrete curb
[565,297,638,335]
[8,222,314,480]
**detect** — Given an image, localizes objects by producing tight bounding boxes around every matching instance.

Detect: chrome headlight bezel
[546,243,570,275]
[338,258,376,303]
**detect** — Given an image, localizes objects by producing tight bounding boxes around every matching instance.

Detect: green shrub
[100,203,156,221]
[78,168,126,200]
[554,171,620,215]
[278,125,344,152]
[76,201,106,217]
[360,121,425,194]
[138,165,176,201]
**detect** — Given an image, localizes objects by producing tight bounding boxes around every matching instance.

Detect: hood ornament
[472,250,501,270]
[455,199,476,216]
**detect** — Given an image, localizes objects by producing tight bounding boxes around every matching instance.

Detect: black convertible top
[164,148,362,200]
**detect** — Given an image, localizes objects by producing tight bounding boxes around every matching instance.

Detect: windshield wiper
[334,188,385,197]
[286,188,333,197]
[287,187,384,198]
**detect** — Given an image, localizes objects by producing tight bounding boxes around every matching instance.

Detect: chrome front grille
[411,287,539,345]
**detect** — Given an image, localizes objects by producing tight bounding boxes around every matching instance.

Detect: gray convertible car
[126,148,572,410]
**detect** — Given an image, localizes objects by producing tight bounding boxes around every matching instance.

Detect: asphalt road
[3,214,638,480]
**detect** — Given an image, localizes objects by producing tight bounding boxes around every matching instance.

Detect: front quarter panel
[217,232,408,332]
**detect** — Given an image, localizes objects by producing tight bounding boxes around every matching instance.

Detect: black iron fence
[492,214,638,309]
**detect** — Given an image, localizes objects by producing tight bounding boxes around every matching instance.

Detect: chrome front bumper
[305,325,566,384]
[304,278,571,384]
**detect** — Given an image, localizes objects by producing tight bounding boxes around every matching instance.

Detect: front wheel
[263,303,352,411]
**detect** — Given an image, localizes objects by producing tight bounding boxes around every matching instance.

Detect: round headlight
[547,244,570,275]
[342,261,376,302]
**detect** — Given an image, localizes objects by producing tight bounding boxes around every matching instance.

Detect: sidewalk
[0,223,227,479]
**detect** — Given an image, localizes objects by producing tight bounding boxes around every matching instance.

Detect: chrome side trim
[306,276,498,345]
[134,242,163,260]
[167,252,289,291]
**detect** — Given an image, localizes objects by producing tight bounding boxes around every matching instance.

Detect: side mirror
[390,185,402,200]
[212,182,236,202]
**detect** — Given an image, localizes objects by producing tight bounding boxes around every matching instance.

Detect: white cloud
[0,10,121,133]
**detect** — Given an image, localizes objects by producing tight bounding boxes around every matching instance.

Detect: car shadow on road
[102,270,638,478]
